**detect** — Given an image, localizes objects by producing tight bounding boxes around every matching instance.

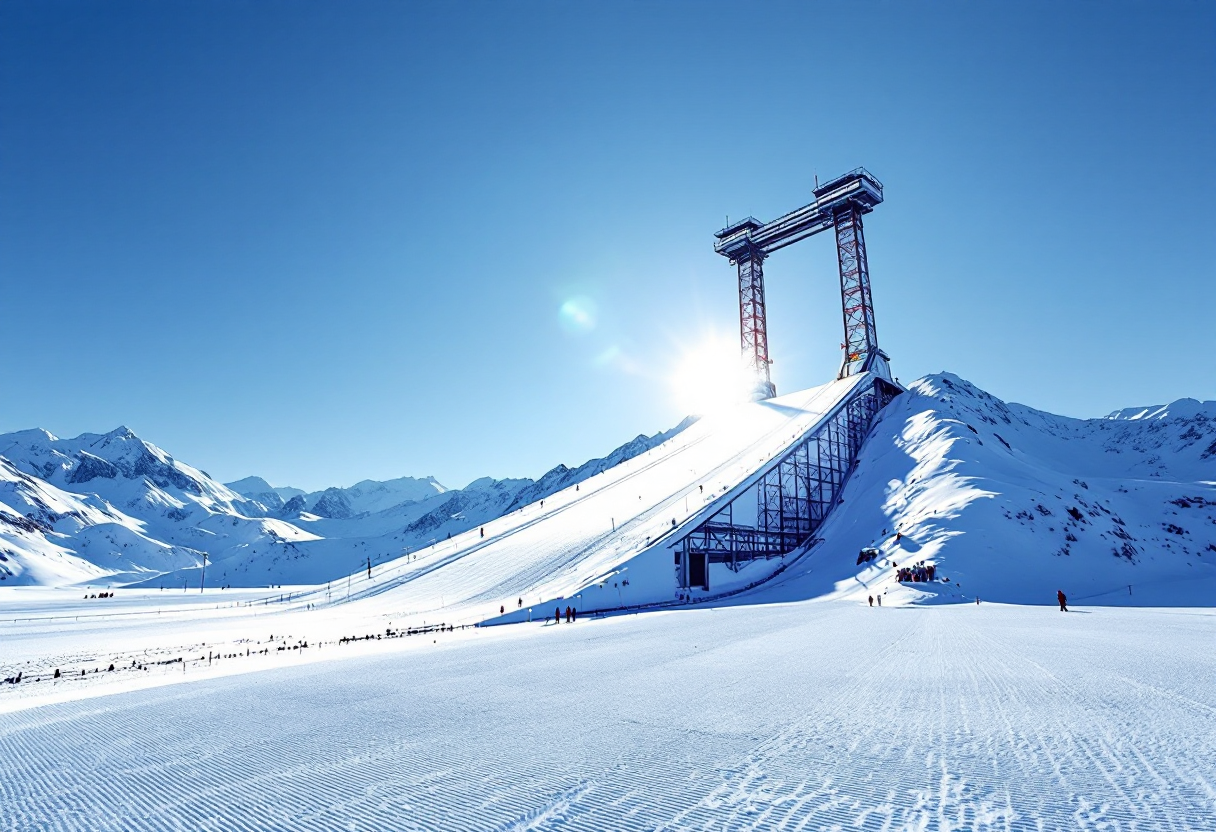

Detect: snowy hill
[787,373,1216,607]
[0,456,200,585]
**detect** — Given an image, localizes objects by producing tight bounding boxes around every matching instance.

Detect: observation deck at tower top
[713,168,884,261]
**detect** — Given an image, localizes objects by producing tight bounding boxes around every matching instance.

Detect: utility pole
[200,553,207,593]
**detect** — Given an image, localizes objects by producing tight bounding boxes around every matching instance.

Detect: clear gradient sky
[2,1,1213,491]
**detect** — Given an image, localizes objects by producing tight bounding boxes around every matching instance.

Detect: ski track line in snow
[1,602,1212,831]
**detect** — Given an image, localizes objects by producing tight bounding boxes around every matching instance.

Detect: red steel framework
[714,168,890,397]
[735,242,775,399]
[833,204,879,378]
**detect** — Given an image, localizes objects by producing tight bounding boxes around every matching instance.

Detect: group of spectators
[896,561,936,583]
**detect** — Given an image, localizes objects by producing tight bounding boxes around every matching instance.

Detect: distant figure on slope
[1057,590,1068,612]
[877,595,881,607]
[518,597,522,608]
[500,605,505,615]
[571,607,577,622]
[868,595,873,607]
[555,608,561,624]
[480,528,485,538]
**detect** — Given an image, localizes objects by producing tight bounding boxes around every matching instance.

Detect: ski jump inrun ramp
[335,371,899,626]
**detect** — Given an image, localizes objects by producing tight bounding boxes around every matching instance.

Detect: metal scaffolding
[676,376,900,589]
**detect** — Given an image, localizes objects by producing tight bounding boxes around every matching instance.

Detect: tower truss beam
[833,204,881,379]
[736,247,775,400]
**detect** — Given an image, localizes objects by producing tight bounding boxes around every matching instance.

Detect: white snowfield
[0,601,1212,831]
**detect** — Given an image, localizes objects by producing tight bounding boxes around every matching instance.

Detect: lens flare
[558,297,597,334]
[670,335,753,416]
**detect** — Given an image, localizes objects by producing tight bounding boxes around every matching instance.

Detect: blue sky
[2,1,1213,491]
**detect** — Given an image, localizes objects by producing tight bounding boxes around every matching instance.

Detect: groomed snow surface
[1,601,1212,831]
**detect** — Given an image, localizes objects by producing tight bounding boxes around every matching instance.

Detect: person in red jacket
[1057,590,1068,612]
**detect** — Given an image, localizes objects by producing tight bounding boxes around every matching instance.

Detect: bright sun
[670,335,754,416]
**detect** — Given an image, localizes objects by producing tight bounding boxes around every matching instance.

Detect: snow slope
[0,457,200,586]
[312,374,869,624]
[748,373,1216,609]
[0,419,691,587]
[0,602,1210,830]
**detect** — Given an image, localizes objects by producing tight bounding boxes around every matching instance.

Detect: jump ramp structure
[345,170,901,622]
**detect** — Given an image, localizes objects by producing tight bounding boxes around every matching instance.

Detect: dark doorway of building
[688,552,708,591]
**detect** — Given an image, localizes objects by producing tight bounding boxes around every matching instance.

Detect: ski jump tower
[659,168,900,589]
[714,168,891,398]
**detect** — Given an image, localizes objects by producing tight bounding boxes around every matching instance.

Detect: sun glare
[670,335,754,416]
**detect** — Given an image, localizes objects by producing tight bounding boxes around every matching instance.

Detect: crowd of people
[896,561,935,583]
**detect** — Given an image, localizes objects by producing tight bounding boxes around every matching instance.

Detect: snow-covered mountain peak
[226,476,275,495]
[1104,398,1216,422]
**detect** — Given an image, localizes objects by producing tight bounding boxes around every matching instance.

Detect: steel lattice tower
[714,168,891,398]
[735,242,775,400]
[832,204,879,378]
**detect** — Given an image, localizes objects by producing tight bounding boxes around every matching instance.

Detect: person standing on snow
[868,595,873,607]
[1057,590,1068,612]
[555,608,561,624]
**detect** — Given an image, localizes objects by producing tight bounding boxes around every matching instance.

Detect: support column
[736,246,776,399]
[833,204,881,379]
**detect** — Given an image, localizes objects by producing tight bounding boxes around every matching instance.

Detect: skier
[868,595,873,607]
[1057,589,1068,612]
[517,597,522,608]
